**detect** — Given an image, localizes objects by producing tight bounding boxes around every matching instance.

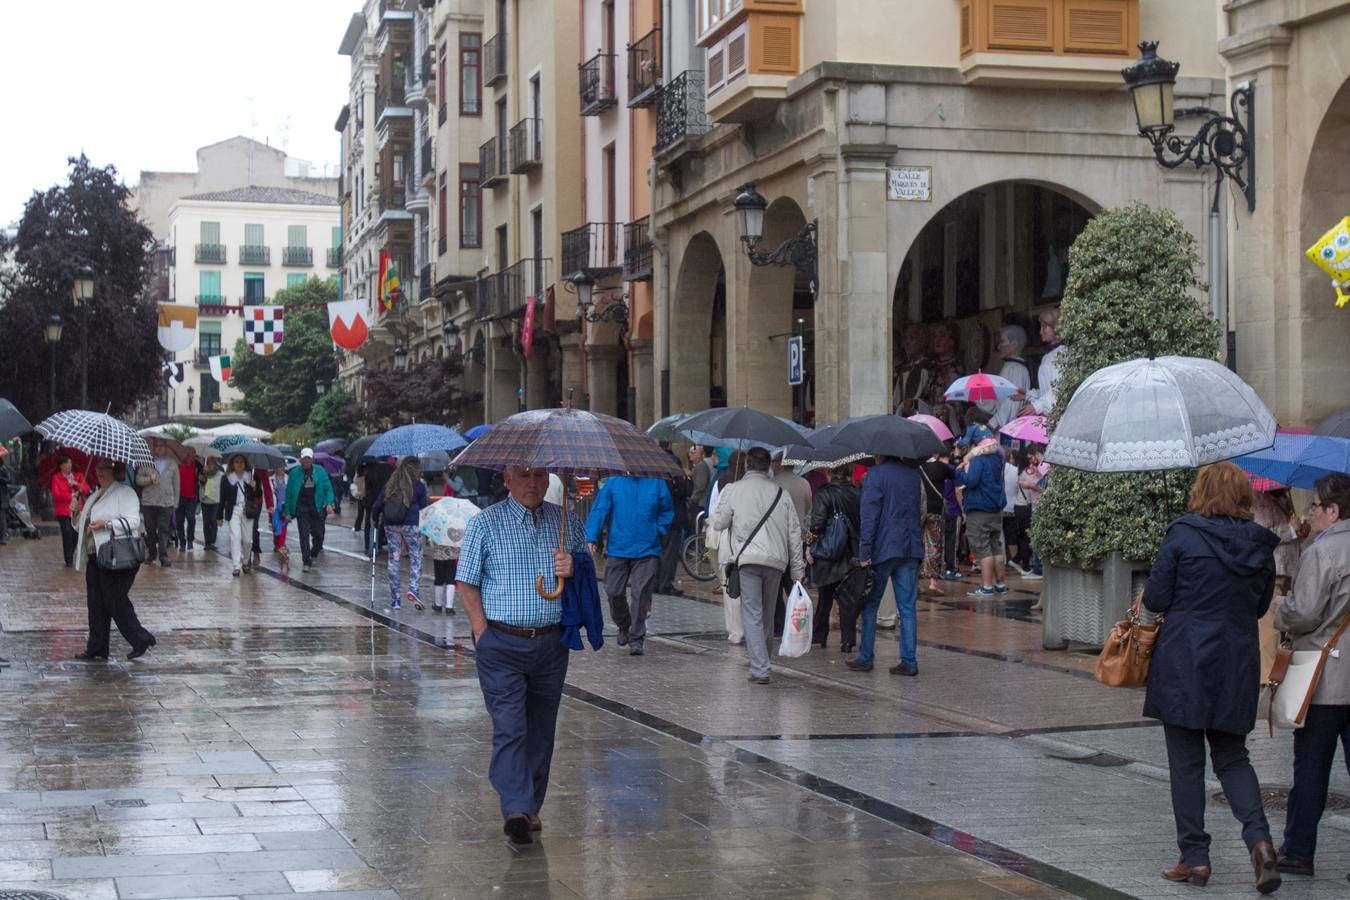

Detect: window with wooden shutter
[988,1,1054,52]
[707,48,724,91]
[728,32,747,76]
[200,221,220,245]
[961,0,974,54]
[287,225,307,249]
[244,224,264,247]
[1063,0,1130,55]
[756,24,795,73]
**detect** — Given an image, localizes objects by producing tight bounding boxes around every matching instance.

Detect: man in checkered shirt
[456,465,586,845]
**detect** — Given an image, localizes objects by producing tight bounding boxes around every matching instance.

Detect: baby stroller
[5,485,41,540]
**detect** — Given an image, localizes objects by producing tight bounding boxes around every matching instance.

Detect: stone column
[558,331,585,409]
[630,338,655,428]
[839,142,899,417]
[585,343,624,417]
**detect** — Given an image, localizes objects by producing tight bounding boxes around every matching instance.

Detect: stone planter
[1042,551,1151,649]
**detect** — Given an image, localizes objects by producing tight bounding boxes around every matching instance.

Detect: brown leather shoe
[1252,841,1281,894]
[844,659,873,672]
[889,664,918,676]
[1161,860,1211,886]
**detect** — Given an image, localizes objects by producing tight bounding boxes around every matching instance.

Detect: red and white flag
[209,354,232,383]
[327,300,369,351]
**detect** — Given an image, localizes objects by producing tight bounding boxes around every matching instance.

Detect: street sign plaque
[787,335,804,386]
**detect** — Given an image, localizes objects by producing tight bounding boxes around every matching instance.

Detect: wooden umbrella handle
[536,496,567,600]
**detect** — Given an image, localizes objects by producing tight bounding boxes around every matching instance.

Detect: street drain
[1212,787,1350,812]
[1047,752,1132,767]
[104,798,146,808]
[0,892,68,900]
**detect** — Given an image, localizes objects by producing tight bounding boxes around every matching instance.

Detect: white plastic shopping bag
[777,581,813,658]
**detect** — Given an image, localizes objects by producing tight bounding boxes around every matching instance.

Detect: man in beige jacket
[135,439,179,567]
[710,447,805,684]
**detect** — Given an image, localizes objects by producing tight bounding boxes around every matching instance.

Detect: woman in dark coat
[805,465,862,651]
[1142,461,1281,893]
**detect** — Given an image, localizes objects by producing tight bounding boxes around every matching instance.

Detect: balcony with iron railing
[381,180,408,211]
[420,139,432,179]
[327,247,342,267]
[476,259,550,321]
[627,28,660,107]
[406,53,428,110]
[283,246,313,267]
[192,350,220,369]
[480,137,508,188]
[624,217,653,282]
[561,222,621,281]
[508,118,542,173]
[655,70,710,154]
[484,33,506,86]
[238,245,270,266]
[419,265,432,303]
[195,295,229,315]
[580,52,618,115]
[195,243,226,264]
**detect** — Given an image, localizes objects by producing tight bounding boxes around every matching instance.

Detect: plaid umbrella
[218,440,285,471]
[451,407,682,477]
[35,410,153,466]
[0,399,33,443]
[944,371,1021,403]
[369,423,468,459]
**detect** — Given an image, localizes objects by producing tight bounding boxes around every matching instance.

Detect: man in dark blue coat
[848,456,924,675]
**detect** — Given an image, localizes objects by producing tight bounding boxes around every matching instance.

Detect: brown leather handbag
[1094,592,1162,688]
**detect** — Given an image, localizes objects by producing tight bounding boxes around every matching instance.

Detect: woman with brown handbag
[1272,472,1350,881]
[1143,461,1282,893]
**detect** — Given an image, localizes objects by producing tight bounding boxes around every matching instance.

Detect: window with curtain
[198,321,222,357]
[459,166,481,248]
[331,226,341,248]
[287,273,307,289]
[287,225,307,248]
[200,221,220,245]
[460,33,481,115]
[198,271,221,302]
[244,223,264,246]
[244,273,265,302]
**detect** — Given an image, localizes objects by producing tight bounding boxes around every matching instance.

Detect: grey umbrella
[0,400,33,443]
[676,406,809,449]
[1314,409,1350,438]
[818,415,945,461]
[217,440,285,471]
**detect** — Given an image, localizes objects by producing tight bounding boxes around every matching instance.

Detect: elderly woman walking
[73,460,156,661]
[1143,461,1281,893]
[375,456,430,609]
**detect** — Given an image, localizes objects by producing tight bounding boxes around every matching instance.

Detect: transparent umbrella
[1045,356,1276,473]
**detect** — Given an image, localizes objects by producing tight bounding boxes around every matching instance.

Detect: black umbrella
[0,400,33,443]
[345,433,381,474]
[1314,409,1350,438]
[676,406,808,449]
[824,414,944,461]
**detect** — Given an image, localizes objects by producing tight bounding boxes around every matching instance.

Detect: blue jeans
[474,626,570,819]
[857,557,919,669]
[1281,703,1350,862]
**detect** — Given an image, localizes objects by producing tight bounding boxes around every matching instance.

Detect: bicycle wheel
[681,532,718,581]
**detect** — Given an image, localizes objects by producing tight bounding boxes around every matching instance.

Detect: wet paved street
[0,511,1345,899]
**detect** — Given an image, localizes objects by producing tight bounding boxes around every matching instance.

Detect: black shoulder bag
[725,488,782,600]
[96,517,148,572]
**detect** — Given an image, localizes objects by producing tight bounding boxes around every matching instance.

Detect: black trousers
[433,558,457,585]
[1281,703,1350,862]
[200,502,219,546]
[143,506,172,561]
[354,499,367,533]
[296,507,325,565]
[84,559,152,656]
[656,524,684,592]
[1162,723,1272,866]
[174,497,198,548]
[57,515,77,566]
[813,580,845,647]
[942,514,960,572]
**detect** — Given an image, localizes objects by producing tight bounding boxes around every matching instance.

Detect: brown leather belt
[487,620,562,639]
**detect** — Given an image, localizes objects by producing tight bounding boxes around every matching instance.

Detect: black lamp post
[186,385,195,412]
[733,183,818,294]
[393,344,409,372]
[571,272,630,329]
[316,380,329,397]
[43,314,63,412]
[71,265,94,409]
[442,319,461,355]
[1121,41,1255,212]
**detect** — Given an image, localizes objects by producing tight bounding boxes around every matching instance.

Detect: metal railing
[239,245,270,266]
[624,217,653,281]
[327,247,342,267]
[484,33,506,86]
[476,258,551,320]
[282,247,313,267]
[383,181,407,210]
[419,265,432,302]
[195,295,230,315]
[479,137,507,187]
[509,118,542,173]
[580,52,617,115]
[655,70,710,153]
[192,351,219,368]
[561,222,621,280]
[421,139,432,177]
[628,28,660,107]
[195,244,226,264]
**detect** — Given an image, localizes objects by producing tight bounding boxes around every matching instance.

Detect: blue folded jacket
[560,552,605,651]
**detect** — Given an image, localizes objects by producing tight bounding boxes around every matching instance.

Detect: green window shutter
[287,273,307,289]
[244,223,264,246]
[331,226,342,249]
[198,271,221,302]
[200,221,220,245]
[288,225,307,248]
[198,321,221,335]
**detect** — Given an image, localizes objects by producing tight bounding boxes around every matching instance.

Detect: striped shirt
[456,496,586,627]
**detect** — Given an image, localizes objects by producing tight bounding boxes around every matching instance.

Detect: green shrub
[1030,204,1221,567]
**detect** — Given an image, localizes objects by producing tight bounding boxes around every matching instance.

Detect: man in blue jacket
[851,456,926,675]
[585,475,673,656]
[956,438,1008,596]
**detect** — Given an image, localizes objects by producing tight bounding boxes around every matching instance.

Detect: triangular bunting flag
[157,304,198,353]
[243,305,285,356]
[209,354,232,383]
[161,360,185,387]
[327,300,369,351]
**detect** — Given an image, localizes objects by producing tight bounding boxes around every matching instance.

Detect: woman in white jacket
[73,460,156,661]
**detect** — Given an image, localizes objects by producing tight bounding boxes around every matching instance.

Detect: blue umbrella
[368,423,468,459]
[465,424,492,441]
[1235,433,1350,490]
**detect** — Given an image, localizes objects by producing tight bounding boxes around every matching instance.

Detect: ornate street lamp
[733,183,818,294]
[1121,42,1255,212]
[71,264,94,409]
[571,272,629,329]
[186,385,195,412]
[442,318,461,355]
[393,344,409,371]
[316,380,329,396]
[44,314,62,412]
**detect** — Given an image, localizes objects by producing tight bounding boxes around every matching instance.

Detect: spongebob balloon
[1306,217,1350,308]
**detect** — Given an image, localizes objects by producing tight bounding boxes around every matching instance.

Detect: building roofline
[338,13,365,55]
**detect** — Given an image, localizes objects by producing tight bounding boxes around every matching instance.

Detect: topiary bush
[1030,203,1221,567]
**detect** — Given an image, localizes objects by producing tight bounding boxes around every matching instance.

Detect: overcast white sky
[0,0,353,225]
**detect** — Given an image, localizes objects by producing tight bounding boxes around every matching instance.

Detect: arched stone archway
[670,231,727,413]
[741,198,809,420]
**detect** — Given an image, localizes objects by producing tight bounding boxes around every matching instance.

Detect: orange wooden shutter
[1063,0,1132,56]
[987,0,1054,52]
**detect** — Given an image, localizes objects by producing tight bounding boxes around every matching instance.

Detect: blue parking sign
[787,335,804,385]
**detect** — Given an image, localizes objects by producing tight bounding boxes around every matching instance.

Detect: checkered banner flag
[244,305,285,356]
[161,360,185,387]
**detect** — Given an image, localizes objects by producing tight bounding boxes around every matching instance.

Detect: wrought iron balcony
[476,258,551,320]
[628,28,660,107]
[480,137,508,188]
[421,139,432,178]
[419,265,432,302]
[239,245,270,266]
[509,118,542,173]
[561,222,621,281]
[327,247,342,267]
[195,295,229,315]
[382,180,408,210]
[655,70,710,154]
[484,33,506,86]
[580,52,618,115]
[192,351,218,369]
[624,217,653,282]
[283,247,313,267]
[195,244,226,264]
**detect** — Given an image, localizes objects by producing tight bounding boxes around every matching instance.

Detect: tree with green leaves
[307,386,362,442]
[228,278,339,431]
[1030,204,1221,567]
[0,155,160,418]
